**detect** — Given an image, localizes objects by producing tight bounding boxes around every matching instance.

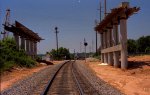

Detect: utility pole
[55,27,59,57]
[95,20,98,55]
[104,0,107,17]
[98,1,102,22]
[95,1,103,55]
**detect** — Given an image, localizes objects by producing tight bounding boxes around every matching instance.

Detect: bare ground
[0,57,150,95]
[0,61,62,92]
[83,55,150,95]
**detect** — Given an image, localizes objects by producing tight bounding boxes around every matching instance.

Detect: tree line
[48,47,72,60]
[128,35,150,54]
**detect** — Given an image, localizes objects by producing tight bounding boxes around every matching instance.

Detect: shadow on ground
[128,61,150,69]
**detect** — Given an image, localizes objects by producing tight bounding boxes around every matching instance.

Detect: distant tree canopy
[49,47,71,60]
[127,35,150,54]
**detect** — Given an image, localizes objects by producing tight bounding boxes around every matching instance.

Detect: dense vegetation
[128,35,150,54]
[49,47,71,60]
[0,37,36,72]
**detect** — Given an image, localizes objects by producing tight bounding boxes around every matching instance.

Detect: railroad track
[41,61,99,95]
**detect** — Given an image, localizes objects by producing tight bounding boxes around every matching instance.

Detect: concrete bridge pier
[20,36,25,50]
[113,24,120,68]
[100,33,104,63]
[120,18,128,69]
[13,33,19,50]
[107,29,113,66]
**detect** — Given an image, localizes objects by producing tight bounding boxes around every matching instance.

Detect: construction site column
[100,33,104,63]
[26,39,30,55]
[107,29,113,66]
[30,40,33,58]
[28,40,31,56]
[13,33,19,50]
[120,17,128,69]
[113,24,120,68]
[32,41,34,58]
[20,36,25,50]
[103,31,107,63]
[34,42,37,56]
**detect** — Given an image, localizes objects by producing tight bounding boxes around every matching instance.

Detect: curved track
[41,61,99,95]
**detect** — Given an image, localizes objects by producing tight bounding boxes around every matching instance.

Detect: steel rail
[40,61,69,95]
[72,62,84,95]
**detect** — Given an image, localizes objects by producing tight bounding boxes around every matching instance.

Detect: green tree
[127,39,137,54]
[49,47,70,60]
[137,36,150,53]
[0,37,36,72]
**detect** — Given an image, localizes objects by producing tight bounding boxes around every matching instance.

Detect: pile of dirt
[36,60,54,65]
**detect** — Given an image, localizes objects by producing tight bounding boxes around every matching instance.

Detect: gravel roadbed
[1,62,65,95]
[75,61,124,95]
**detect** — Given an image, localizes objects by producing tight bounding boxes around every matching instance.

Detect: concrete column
[104,53,108,63]
[113,25,119,45]
[103,31,108,63]
[107,29,110,47]
[33,42,37,59]
[107,29,113,65]
[100,33,103,49]
[106,31,109,63]
[32,42,35,59]
[101,53,104,63]
[103,32,106,48]
[108,52,113,65]
[20,36,25,50]
[34,42,37,55]
[120,19,128,69]
[30,40,33,58]
[26,39,29,55]
[113,25,120,68]
[100,33,104,63]
[110,29,113,47]
[13,33,19,50]
[105,31,107,48]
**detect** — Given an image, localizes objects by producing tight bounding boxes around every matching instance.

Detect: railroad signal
[84,38,88,62]
[54,26,59,58]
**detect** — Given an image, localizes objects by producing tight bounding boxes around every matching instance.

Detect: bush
[1,61,15,72]
[0,37,36,72]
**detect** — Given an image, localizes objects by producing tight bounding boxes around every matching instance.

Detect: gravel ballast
[74,61,124,95]
[1,62,65,95]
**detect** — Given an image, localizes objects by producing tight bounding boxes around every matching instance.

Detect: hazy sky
[0,0,150,54]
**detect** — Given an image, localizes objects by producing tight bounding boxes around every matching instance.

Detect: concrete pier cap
[119,2,130,8]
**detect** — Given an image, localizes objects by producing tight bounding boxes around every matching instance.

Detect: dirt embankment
[84,55,150,95]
